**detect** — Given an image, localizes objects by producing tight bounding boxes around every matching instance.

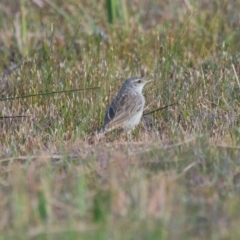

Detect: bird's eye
[137,79,142,83]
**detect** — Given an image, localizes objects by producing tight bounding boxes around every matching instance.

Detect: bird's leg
[126,131,133,142]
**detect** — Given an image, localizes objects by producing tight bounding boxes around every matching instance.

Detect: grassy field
[1,0,240,239]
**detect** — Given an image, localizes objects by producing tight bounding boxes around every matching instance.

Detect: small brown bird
[98,77,153,137]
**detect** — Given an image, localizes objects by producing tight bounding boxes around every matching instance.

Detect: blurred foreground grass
[0,0,240,239]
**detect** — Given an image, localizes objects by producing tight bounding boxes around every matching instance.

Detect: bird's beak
[144,79,154,83]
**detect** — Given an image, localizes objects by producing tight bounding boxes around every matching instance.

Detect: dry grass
[1,0,240,239]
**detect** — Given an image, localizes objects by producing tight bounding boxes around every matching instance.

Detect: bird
[98,77,153,138]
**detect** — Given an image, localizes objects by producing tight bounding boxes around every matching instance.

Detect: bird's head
[124,77,153,92]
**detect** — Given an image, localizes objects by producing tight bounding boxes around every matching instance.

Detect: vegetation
[0,0,240,239]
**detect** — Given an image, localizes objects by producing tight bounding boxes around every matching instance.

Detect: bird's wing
[103,91,144,130]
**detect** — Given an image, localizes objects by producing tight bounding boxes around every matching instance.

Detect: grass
[0,0,240,239]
